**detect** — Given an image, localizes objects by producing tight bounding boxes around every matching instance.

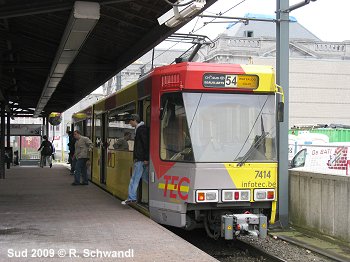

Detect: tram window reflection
[108,115,134,151]
[160,93,194,162]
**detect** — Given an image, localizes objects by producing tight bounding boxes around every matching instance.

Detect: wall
[253,57,350,127]
[289,170,350,242]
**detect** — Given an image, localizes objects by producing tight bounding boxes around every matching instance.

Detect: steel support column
[6,113,10,169]
[45,117,49,137]
[42,117,46,136]
[276,0,289,228]
[0,103,5,179]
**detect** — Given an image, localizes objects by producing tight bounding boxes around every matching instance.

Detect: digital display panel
[203,73,259,89]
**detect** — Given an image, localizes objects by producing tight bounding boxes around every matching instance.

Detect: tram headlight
[222,190,250,202]
[256,191,267,199]
[197,192,205,201]
[224,191,233,201]
[240,191,250,201]
[195,190,218,203]
[254,189,275,201]
[206,192,217,201]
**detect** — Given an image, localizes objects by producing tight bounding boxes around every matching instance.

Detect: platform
[0,165,218,262]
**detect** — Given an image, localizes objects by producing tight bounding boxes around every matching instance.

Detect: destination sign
[203,73,259,89]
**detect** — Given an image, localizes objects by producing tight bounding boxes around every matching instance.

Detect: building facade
[195,14,350,127]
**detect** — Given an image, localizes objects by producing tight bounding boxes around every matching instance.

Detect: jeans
[40,155,52,167]
[68,152,73,164]
[74,158,88,184]
[127,161,149,201]
[71,157,77,174]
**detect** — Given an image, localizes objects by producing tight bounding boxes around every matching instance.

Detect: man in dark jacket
[38,135,53,168]
[72,130,93,186]
[67,131,76,175]
[122,114,149,205]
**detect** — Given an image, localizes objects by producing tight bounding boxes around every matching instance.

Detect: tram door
[100,113,107,184]
[139,98,151,204]
[95,113,107,185]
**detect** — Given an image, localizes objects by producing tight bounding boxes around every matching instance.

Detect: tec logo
[160,175,190,200]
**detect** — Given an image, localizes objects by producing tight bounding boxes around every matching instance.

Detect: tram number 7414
[255,170,271,179]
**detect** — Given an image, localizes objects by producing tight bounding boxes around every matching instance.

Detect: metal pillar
[42,117,46,136]
[6,113,10,169]
[276,0,289,228]
[45,117,49,137]
[61,113,65,162]
[0,103,5,179]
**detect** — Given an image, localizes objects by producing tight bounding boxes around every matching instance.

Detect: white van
[288,132,329,162]
[290,143,350,176]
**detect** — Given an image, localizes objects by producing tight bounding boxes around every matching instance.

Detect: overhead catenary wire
[143,0,247,68]
[191,16,200,33]
[193,0,246,32]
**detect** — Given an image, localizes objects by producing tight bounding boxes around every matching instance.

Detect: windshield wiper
[237,129,268,167]
[233,97,269,163]
[189,93,203,130]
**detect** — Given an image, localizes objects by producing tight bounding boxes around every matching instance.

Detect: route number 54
[225,75,237,87]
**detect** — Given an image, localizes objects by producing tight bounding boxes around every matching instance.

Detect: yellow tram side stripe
[158,183,189,192]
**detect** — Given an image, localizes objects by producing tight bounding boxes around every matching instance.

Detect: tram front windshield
[160,92,277,163]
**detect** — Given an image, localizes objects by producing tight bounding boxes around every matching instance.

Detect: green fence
[289,128,350,142]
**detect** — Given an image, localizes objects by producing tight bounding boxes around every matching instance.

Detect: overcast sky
[157,0,348,49]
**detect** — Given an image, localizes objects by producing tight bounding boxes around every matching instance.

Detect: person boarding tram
[122,114,149,205]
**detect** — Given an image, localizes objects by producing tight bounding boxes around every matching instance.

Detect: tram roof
[0,0,216,117]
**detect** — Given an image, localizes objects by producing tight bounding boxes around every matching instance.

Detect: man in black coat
[122,114,149,205]
[67,131,76,175]
[38,135,53,168]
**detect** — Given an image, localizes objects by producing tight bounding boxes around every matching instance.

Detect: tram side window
[160,93,194,162]
[108,115,134,151]
[86,118,92,139]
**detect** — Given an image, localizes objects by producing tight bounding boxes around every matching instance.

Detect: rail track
[167,227,287,262]
[235,238,287,262]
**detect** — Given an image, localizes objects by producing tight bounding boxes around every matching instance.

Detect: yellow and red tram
[72,62,281,239]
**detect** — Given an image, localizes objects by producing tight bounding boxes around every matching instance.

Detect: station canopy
[0,0,216,117]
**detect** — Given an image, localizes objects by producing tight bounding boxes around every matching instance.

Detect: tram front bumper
[221,213,268,240]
